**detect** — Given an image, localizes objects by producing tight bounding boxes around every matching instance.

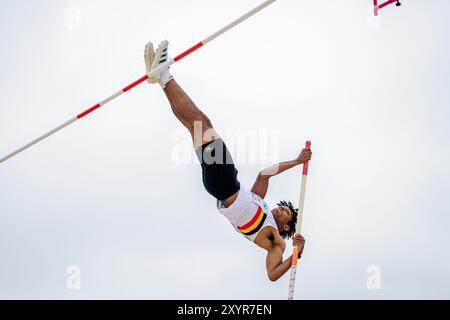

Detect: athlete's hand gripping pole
[287,141,312,300]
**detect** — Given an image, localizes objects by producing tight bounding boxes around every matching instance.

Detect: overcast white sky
[1,0,449,299]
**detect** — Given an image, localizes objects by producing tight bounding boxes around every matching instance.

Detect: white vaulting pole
[288,140,312,300]
[0,0,277,164]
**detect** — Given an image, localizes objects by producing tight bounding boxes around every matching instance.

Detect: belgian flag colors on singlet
[217,187,278,242]
[237,206,267,236]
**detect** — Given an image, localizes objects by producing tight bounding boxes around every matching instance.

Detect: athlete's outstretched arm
[266,246,294,282]
[266,235,305,282]
[251,148,312,199]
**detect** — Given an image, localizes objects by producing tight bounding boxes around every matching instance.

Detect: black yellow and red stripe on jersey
[237,207,267,236]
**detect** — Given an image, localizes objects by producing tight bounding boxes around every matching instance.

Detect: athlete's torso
[217,187,279,242]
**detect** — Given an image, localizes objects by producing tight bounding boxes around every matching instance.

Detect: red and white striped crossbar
[374,0,401,16]
[0,0,277,164]
[288,140,312,300]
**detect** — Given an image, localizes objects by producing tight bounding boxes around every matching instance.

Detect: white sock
[159,69,174,89]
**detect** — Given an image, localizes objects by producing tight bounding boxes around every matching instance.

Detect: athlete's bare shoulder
[254,226,286,253]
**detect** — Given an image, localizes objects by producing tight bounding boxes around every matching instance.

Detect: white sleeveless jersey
[217,187,278,242]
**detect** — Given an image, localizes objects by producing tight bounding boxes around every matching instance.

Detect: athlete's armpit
[251,173,270,199]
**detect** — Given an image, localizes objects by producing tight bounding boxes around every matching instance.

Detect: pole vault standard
[373,0,402,16]
[0,0,277,164]
[287,141,312,300]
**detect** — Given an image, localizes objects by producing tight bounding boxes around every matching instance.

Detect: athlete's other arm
[265,234,305,282]
[251,148,312,199]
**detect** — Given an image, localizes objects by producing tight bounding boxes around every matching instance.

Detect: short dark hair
[277,200,298,239]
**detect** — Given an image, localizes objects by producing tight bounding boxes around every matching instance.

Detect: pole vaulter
[2,0,316,299]
[0,0,278,164]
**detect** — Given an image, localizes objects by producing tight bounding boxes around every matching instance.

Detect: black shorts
[195,139,241,201]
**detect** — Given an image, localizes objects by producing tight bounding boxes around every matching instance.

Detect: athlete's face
[272,206,293,233]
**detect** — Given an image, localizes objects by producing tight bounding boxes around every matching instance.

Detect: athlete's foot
[144,40,173,89]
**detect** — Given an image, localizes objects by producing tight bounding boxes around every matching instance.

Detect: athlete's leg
[145,41,240,203]
[162,78,240,203]
[145,40,218,148]
[163,79,220,149]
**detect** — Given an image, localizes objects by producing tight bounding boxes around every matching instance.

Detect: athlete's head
[272,200,298,239]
